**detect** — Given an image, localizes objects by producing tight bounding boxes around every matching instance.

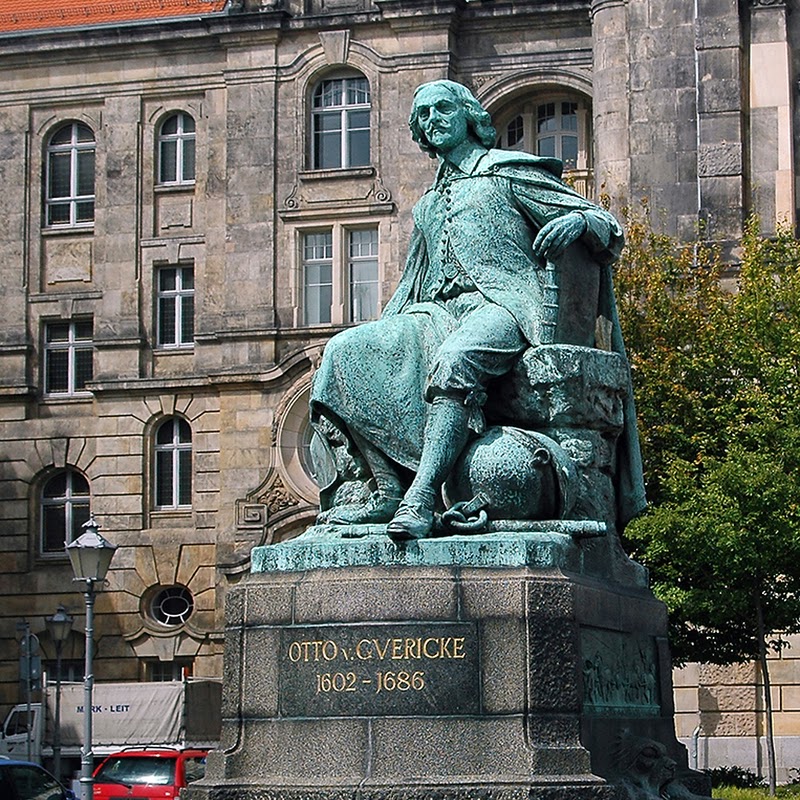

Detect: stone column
[748,0,794,235]
[590,0,631,210]
[695,0,746,249]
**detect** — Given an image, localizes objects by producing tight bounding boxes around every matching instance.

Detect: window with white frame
[348,228,379,322]
[156,264,195,348]
[536,101,579,169]
[45,122,95,227]
[311,75,371,170]
[497,95,591,172]
[157,112,196,185]
[40,469,90,554]
[148,585,195,627]
[301,226,380,326]
[44,319,93,396]
[154,417,192,509]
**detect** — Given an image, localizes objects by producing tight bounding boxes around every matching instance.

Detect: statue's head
[409,80,496,157]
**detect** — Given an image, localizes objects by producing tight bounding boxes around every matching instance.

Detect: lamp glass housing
[66,519,117,585]
[45,606,74,645]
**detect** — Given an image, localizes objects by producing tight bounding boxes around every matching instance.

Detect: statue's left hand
[532,212,587,262]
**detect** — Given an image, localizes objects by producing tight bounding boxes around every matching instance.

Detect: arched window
[45,122,95,227]
[311,74,371,170]
[41,469,90,554]
[496,93,593,198]
[154,417,192,509]
[497,95,591,171]
[157,112,196,185]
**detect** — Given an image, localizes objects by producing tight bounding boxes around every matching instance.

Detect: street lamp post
[66,518,116,800]
[45,605,74,783]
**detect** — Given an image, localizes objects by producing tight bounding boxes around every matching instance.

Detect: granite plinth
[185,548,696,800]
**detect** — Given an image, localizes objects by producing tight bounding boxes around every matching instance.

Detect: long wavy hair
[408,80,497,157]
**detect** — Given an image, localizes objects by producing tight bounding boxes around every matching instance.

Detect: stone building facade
[0,0,797,781]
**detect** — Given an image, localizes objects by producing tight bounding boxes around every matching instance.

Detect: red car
[92,748,208,799]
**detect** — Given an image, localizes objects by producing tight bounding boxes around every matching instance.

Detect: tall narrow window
[154,417,192,509]
[45,122,95,227]
[303,231,333,325]
[158,112,196,185]
[505,115,525,150]
[536,101,579,170]
[348,228,379,323]
[44,319,93,396]
[311,75,371,170]
[157,265,195,347]
[41,470,90,554]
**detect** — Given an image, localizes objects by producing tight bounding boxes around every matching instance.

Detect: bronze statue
[310,80,645,541]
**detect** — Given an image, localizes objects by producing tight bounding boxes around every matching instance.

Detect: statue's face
[413,84,469,154]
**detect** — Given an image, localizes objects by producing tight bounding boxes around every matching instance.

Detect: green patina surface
[286,80,645,558]
[252,529,587,573]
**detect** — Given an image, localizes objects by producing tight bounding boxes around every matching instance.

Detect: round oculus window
[149,585,194,627]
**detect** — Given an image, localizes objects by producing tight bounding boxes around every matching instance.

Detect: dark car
[92,748,208,800]
[0,758,76,800]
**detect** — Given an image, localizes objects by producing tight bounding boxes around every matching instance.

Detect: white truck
[0,679,221,778]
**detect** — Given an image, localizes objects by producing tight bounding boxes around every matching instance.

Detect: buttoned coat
[382,147,624,347]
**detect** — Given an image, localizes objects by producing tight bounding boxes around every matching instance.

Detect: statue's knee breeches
[427,303,526,400]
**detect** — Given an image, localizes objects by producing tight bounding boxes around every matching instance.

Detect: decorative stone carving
[318,29,351,64]
[259,474,300,515]
[582,630,660,715]
[610,732,711,800]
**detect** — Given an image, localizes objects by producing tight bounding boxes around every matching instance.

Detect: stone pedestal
[186,534,705,800]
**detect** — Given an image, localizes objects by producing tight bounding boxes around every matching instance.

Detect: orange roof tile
[0,0,228,35]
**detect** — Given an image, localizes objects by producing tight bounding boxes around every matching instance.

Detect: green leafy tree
[615,212,800,795]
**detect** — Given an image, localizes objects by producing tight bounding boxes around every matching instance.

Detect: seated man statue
[310,79,639,541]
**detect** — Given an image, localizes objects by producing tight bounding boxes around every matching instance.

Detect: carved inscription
[279,622,479,717]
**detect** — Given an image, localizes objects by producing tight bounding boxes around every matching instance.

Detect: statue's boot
[328,493,402,525]
[328,431,404,525]
[387,395,470,541]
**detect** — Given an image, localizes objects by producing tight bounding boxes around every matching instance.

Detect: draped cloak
[310,147,647,528]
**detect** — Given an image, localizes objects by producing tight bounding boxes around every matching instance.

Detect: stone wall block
[773,712,800,736]
[699,684,759,712]
[700,710,758,737]
[673,662,700,687]
[527,622,580,711]
[480,616,527,713]
[696,17,739,49]
[369,716,532,779]
[698,661,757,685]
[574,584,620,628]
[241,627,280,718]
[223,584,246,629]
[230,718,368,781]
[221,625,243,723]
[460,572,526,618]
[674,686,700,713]
[698,141,743,176]
[293,572,459,623]
[243,577,295,626]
